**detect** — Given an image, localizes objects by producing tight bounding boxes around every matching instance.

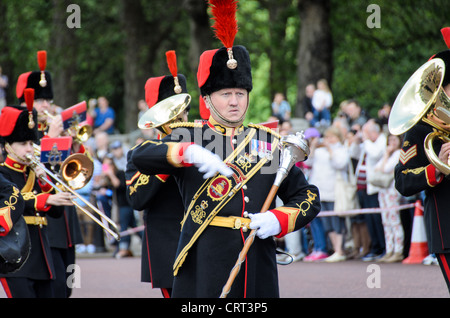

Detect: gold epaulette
[248,123,281,139]
[169,122,203,129]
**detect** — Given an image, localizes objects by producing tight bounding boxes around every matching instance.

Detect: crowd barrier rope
[117,203,419,237]
[316,203,417,217]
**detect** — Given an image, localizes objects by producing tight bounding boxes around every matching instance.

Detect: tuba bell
[138,93,191,133]
[388,58,450,174]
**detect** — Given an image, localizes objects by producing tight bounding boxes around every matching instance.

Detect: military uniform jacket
[0,156,63,280]
[46,205,83,249]
[394,121,450,253]
[0,174,25,237]
[126,148,184,289]
[0,174,27,274]
[132,119,321,298]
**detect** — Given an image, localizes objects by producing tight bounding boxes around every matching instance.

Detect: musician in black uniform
[394,28,450,292]
[16,52,84,297]
[132,1,321,298]
[126,51,190,298]
[0,103,73,297]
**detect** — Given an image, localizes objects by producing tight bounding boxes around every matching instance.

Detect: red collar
[4,156,27,172]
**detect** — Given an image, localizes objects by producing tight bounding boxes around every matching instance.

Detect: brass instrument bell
[138,93,191,130]
[388,58,450,174]
[44,110,92,143]
[60,153,94,189]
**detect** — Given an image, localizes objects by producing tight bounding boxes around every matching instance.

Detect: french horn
[138,93,191,134]
[388,58,450,174]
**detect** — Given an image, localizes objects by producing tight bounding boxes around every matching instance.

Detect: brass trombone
[26,147,121,241]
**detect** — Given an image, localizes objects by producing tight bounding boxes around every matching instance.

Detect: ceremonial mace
[220,132,310,298]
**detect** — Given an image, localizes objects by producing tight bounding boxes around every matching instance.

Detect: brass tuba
[388,58,450,174]
[138,93,191,134]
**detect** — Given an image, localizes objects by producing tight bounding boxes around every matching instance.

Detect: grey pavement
[1,252,447,298]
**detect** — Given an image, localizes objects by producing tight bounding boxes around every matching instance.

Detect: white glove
[248,211,281,239]
[184,144,233,179]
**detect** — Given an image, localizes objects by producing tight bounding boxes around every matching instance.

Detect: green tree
[2,0,450,134]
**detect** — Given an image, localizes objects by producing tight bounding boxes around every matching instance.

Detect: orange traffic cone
[402,200,429,264]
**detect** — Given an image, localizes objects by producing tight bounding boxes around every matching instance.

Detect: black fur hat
[16,70,53,103]
[431,50,450,86]
[198,45,252,96]
[145,74,188,109]
[0,106,38,144]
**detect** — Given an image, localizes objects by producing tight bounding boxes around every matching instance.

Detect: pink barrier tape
[317,203,417,217]
[119,203,420,236]
[119,225,145,237]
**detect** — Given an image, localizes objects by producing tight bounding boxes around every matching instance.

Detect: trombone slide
[28,154,121,241]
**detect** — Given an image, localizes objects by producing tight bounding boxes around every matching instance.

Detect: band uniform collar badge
[207,117,244,136]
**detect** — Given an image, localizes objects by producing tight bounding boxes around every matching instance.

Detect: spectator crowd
[40,87,433,267]
[270,81,433,265]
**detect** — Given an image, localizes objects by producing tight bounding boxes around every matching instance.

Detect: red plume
[165,50,182,93]
[24,88,34,112]
[441,27,450,49]
[24,88,35,128]
[165,50,178,78]
[209,0,238,49]
[37,50,47,71]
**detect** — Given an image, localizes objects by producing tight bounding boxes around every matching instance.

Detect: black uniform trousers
[1,277,53,298]
[50,247,76,297]
[436,253,450,292]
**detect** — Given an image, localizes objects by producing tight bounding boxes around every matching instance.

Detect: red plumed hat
[16,50,53,103]
[0,105,38,144]
[441,27,450,50]
[197,0,252,97]
[144,50,189,109]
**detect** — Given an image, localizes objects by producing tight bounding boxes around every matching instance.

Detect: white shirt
[312,90,333,111]
[355,133,387,195]
[308,142,349,202]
